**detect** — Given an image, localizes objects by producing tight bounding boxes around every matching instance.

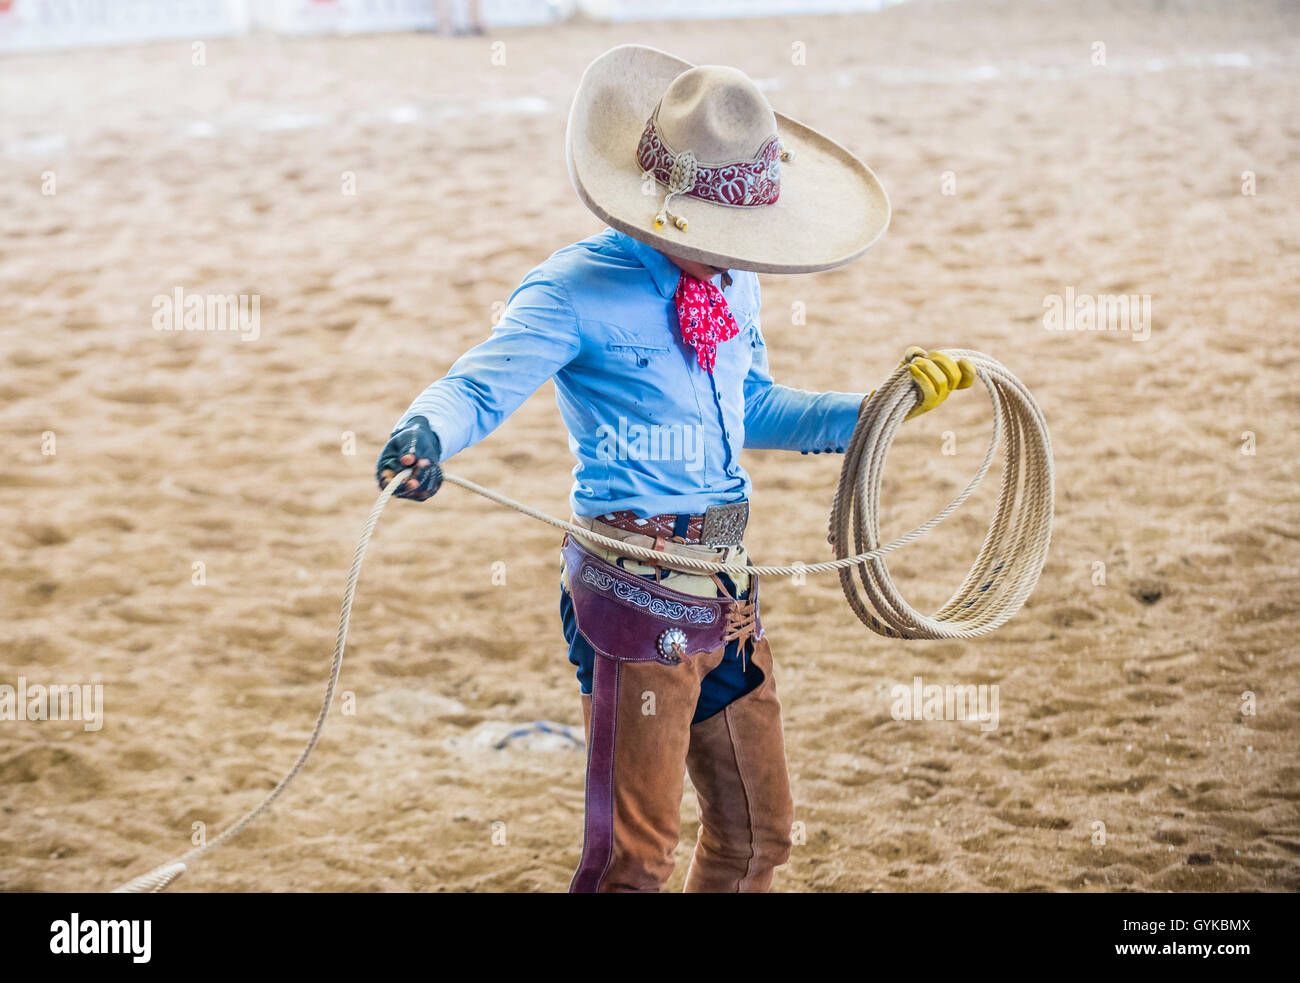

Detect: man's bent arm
[742,315,865,454]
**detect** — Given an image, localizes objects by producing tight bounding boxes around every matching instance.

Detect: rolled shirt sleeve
[392,272,581,460]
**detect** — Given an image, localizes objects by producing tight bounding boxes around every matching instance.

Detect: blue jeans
[560,569,763,725]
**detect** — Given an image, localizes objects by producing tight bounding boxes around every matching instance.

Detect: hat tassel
[654,151,698,233]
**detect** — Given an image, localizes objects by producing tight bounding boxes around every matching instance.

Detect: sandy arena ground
[1,0,1298,892]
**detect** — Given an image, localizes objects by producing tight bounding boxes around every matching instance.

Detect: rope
[110,347,1051,891]
[111,469,409,893]
[830,348,1054,638]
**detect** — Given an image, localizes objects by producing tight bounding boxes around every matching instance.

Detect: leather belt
[567,515,752,594]
[594,500,749,547]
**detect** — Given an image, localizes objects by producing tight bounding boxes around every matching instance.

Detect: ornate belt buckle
[700,500,749,547]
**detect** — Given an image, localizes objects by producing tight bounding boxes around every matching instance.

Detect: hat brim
[566,44,891,275]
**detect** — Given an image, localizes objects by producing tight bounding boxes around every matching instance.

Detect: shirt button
[637,357,648,367]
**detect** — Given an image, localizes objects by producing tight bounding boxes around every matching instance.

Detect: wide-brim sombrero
[565,44,890,275]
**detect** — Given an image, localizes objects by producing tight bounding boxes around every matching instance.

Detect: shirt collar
[612,228,681,299]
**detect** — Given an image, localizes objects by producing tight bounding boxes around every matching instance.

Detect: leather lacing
[714,574,758,671]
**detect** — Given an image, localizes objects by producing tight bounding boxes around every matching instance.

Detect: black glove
[376,416,443,501]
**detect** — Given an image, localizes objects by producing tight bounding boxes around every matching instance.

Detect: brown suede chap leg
[684,636,795,892]
[574,646,728,892]
[563,536,751,893]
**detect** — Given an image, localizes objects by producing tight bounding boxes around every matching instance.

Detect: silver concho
[657,628,688,663]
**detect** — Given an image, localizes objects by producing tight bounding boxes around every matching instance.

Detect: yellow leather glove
[902,347,976,421]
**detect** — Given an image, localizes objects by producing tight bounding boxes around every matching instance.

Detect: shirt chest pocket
[606,340,673,369]
[714,315,761,376]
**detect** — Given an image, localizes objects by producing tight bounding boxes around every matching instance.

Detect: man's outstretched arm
[378,272,580,499]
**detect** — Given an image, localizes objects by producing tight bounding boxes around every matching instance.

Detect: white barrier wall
[0,0,561,50]
[256,0,430,34]
[0,0,249,52]
[249,0,563,34]
[583,0,887,19]
[0,0,883,52]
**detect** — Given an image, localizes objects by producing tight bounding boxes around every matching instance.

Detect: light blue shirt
[394,228,865,517]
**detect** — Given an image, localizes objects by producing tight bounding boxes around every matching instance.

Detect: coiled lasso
[112,348,1051,892]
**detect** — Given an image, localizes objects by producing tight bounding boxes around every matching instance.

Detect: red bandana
[674,274,739,373]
